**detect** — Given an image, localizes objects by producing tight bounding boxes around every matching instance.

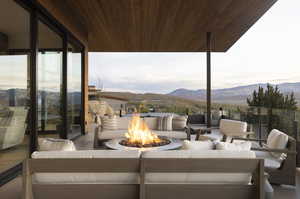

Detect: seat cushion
[143,150,255,184]
[182,140,214,150]
[216,141,251,151]
[255,151,282,169]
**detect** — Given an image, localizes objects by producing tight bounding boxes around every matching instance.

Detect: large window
[38,21,63,135]
[67,42,83,138]
[0,0,30,175]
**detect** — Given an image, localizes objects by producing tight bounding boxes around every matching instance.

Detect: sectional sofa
[95,116,189,148]
[23,149,266,199]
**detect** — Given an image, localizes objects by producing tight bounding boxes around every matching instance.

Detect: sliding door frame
[0,0,86,186]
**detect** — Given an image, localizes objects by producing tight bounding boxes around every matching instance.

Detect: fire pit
[104,114,183,151]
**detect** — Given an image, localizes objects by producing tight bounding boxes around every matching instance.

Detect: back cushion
[38,138,76,151]
[172,116,187,130]
[220,119,247,136]
[101,116,118,130]
[144,117,158,130]
[267,129,289,159]
[142,150,256,184]
[215,141,251,151]
[117,117,131,130]
[157,115,173,131]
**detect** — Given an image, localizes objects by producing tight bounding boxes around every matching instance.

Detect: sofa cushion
[255,151,282,169]
[142,150,255,184]
[101,116,118,130]
[172,116,187,130]
[144,117,158,130]
[157,115,173,131]
[220,119,247,136]
[182,140,214,150]
[117,117,131,130]
[216,141,251,151]
[32,173,139,184]
[31,150,140,185]
[266,129,289,159]
[32,150,141,159]
[38,138,76,151]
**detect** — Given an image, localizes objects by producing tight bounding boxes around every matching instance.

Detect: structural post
[61,33,68,139]
[29,9,38,154]
[206,32,212,128]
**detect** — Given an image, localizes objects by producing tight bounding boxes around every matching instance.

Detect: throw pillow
[216,141,251,151]
[38,138,76,151]
[182,140,214,150]
[157,115,173,131]
[266,129,289,159]
[101,115,118,130]
[172,116,187,130]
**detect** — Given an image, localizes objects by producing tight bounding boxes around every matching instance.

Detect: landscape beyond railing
[221,106,299,141]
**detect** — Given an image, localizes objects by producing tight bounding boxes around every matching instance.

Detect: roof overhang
[44,0,278,52]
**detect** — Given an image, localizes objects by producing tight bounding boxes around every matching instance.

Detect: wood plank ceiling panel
[61,0,277,52]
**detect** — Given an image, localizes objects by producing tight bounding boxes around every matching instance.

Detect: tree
[247,84,298,132]
[247,84,297,111]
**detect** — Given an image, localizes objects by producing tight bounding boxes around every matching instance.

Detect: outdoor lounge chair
[219,119,253,142]
[232,129,297,186]
[0,106,28,150]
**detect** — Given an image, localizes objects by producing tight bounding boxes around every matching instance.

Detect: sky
[89,0,300,94]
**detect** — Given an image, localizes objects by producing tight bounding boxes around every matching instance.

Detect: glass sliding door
[67,42,83,138]
[0,0,30,176]
[37,20,63,136]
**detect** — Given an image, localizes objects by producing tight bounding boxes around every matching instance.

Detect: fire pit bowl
[104,137,183,151]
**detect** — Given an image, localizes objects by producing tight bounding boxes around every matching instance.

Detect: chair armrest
[251,147,297,155]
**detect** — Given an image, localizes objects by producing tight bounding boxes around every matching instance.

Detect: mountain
[168,82,300,105]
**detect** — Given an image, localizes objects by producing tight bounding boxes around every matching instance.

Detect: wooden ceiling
[59,0,277,52]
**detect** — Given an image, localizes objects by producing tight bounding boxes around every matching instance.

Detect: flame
[125,114,161,146]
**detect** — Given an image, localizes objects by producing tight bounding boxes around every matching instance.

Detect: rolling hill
[168,82,300,105]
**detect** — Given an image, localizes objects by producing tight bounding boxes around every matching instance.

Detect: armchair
[232,129,297,186]
[219,119,252,142]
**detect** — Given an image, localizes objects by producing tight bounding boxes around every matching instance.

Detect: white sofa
[95,117,188,148]
[24,149,268,199]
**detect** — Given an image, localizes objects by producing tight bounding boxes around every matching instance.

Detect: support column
[206,32,212,128]
[29,9,38,154]
[61,33,68,139]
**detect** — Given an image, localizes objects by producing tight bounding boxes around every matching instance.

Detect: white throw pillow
[172,116,187,130]
[101,116,118,130]
[38,138,76,151]
[157,115,173,131]
[216,141,251,151]
[266,129,289,160]
[182,140,214,150]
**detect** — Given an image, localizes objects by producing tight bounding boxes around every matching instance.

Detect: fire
[125,114,161,146]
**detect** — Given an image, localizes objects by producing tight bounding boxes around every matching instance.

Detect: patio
[0,130,299,199]
[0,0,299,198]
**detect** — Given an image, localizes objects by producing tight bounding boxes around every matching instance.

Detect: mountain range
[168,82,300,105]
